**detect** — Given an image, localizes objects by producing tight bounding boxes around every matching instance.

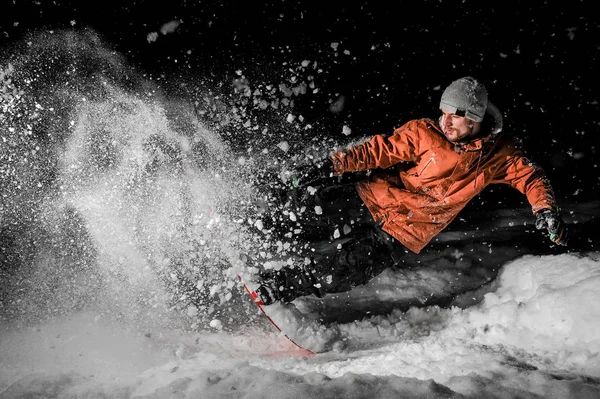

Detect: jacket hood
[485,101,503,135]
[468,101,503,150]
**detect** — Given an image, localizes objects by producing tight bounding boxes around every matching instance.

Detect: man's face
[440,110,480,143]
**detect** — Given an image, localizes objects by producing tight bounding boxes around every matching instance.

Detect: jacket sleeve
[330,119,426,174]
[492,137,559,214]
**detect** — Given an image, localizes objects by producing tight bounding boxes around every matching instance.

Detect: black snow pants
[262,180,406,301]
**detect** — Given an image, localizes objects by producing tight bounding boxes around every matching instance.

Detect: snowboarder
[256,76,567,305]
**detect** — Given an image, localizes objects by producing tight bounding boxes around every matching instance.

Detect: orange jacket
[330,118,558,253]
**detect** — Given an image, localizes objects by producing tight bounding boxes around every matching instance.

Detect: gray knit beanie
[439,76,488,122]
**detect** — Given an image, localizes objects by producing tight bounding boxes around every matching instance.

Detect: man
[256,76,567,305]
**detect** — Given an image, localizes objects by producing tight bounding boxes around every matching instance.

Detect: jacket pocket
[409,157,434,177]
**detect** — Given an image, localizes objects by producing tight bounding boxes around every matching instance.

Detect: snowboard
[237,274,315,356]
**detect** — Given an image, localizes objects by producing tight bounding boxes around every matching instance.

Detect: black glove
[288,158,333,188]
[535,209,567,246]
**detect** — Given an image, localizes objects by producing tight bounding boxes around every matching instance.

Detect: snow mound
[457,252,600,375]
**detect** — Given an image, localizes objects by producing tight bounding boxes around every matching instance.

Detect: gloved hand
[288,158,334,188]
[535,209,567,246]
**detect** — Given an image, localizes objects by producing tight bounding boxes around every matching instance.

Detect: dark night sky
[2,0,599,202]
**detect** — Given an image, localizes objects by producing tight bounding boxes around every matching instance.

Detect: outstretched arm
[330,120,426,175]
[494,139,567,245]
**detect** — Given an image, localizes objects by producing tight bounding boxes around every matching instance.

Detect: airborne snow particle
[187,305,198,317]
[160,20,181,35]
[147,32,159,43]
[209,319,222,329]
[277,141,289,152]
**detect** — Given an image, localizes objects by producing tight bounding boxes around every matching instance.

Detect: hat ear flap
[486,101,503,134]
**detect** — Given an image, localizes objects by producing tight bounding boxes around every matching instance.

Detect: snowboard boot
[256,261,323,305]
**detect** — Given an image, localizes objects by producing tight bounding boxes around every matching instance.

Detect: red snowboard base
[238,274,314,356]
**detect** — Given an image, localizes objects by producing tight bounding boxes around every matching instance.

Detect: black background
[2,0,599,203]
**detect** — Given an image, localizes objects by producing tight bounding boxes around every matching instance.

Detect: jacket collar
[459,137,488,151]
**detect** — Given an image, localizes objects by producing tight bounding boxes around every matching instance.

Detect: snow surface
[2,251,600,398]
